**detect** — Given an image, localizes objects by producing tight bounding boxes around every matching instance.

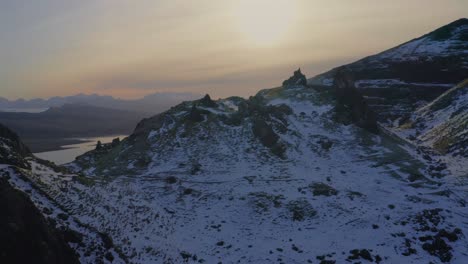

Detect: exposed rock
[252,118,279,148]
[309,182,338,196]
[95,140,102,150]
[333,67,379,133]
[111,137,120,147]
[198,94,217,108]
[0,123,32,169]
[187,105,205,122]
[347,249,374,262]
[286,199,317,221]
[249,192,284,213]
[283,68,307,88]
[252,118,286,158]
[422,237,452,262]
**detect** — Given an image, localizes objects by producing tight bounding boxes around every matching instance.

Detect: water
[34,135,127,165]
[0,108,49,113]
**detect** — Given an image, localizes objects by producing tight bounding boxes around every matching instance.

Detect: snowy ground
[1,86,464,263]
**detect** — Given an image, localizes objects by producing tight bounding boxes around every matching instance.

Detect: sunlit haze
[1,0,466,99]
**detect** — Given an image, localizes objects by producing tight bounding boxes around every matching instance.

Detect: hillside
[309,18,468,122]
[0,124,125,263]
[404,79,467,156]
[391,79,468,177]
[1,73,466,263]
[48,70,466,263]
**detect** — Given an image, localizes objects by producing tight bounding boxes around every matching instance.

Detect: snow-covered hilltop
[309,18,468,123]
[1,73,467,263]
[50,68,463,263]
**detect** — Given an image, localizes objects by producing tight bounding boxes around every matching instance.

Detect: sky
[0,0,467,100]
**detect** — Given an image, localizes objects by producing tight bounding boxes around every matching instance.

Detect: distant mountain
[309,18,468,122]
[0,103,146,152]
[0,92,200,114]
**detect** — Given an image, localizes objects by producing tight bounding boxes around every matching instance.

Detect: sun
[233,0,297,46]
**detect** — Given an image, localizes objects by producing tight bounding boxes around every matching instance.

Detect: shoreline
[25,135,125,153]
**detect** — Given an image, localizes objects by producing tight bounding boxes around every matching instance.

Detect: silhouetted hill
[309,18,468,122]
[0,104,146,152]
[0,92,200,114]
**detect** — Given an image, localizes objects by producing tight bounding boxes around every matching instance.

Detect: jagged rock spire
[199,94,217,108]
[283,68,307,88]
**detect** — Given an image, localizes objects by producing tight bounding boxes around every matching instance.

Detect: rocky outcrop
[333,68,379,134]
[238,95,291,158]
[283,68,307,88]
[0,123,32,169]
[0,177,80,264]
[198,94,217,108]
[252,118,286,158]
[187,105,205,122]
[0,123,30,156]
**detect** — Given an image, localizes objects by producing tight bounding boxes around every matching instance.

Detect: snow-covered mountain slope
[392,79,468,176]
[28,77,464,263]
[0,124,126,264]
[407,79,467,156]
[309,18,468,122]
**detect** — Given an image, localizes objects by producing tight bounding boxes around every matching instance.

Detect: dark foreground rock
[0,177,80,264]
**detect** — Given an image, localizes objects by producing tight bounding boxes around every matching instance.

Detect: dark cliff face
[0,125,80,263]
[332,68,379,134]
[0,177,80,264]
[0,123,32,169]
[0,123,31,156]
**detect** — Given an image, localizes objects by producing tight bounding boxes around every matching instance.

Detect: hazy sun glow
[234,0,297,46]
[1,0,466,100]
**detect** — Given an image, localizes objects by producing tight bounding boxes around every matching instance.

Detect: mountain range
[0,104,145,152]
[0,92,200,152]
[0,19,467,264]
[0,92,200,114]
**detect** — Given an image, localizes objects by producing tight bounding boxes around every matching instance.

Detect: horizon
[0,91,203,102]
[1,1,467,100]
